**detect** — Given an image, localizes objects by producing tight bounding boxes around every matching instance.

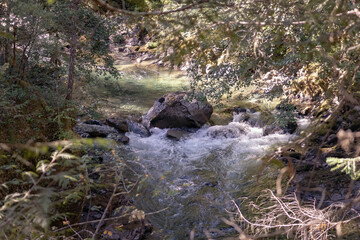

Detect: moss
[220,100,262,114]
[146,41,159,49]
[209,112,232,125]
[315,99,331,117]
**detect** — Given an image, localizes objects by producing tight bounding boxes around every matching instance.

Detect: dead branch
[227,189,360,240]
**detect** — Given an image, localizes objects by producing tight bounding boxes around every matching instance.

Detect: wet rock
[233,111,274,128]
[208,112,233,125]
[107,133,130,144]
[263,124,283,136]
[74,123,118,138]
[207,123,248,138]
[142,92,213,129]
[127,120,150,137]
[166,129,189,140]
[84,120,103,125]
[106,117,129,132]
[233,107,247,113]
[282,121,298,134]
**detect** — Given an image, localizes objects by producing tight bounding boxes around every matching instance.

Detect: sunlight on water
[89,60,188,117]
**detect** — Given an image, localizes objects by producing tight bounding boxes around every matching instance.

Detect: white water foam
[121,114,294,238]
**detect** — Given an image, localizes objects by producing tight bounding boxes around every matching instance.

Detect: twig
[65,216,84,240]
[229,189,360,239]
[93,182,118,238]
[1,231,9,240]
[221,217,250,240]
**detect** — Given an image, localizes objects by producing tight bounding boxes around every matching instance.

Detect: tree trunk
[65,0,79,101]
[64,0,80,131]
[65,40,76,100]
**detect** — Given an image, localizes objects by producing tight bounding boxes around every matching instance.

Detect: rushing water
[89,57,298,238]
[118,115,294,239]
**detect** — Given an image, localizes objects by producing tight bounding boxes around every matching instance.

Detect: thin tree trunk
[3,0,10,64]
[65,0,79,101]
[10,27,17,72]
[65,40,75,100]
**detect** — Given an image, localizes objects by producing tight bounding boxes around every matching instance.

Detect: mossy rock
[315,100,331,117]
[220,100,263,113]
[209,112,233,125]
[146,41,159,49]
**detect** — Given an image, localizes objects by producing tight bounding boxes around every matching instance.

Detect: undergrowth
[0,139,137,239]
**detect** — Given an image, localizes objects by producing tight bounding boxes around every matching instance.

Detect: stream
[89,57,300,239]
[119,117,294,239]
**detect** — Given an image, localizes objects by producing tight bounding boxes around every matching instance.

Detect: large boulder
[142,92,213,129]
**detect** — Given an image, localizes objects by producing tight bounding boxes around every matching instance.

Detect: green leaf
[64,175,78,182]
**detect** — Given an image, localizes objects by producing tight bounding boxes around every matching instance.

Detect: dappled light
[1,0,360,239]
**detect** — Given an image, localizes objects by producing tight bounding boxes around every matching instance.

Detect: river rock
[263,124,283,136]
[283,121,298,134]
[105,117,128,132]
[207,122,248,138]
[142,92,213,129]
[84,119,103,125]
[166,129,189,140]
[127,120,151,137]
[107,133,130,144]
[73,123,118,138]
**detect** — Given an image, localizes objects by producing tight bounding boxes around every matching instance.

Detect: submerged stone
[127,120,151,137]
[166,129,189,140]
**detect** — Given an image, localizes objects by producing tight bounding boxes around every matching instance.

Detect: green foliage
[146,41,159,49]
[0,0,120,141]
[137,0,360,105]
[187,61,252,103]
[0,139,118,239]
[0,143,79,238]
[327,157,360,180]
[275,100,296,129]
